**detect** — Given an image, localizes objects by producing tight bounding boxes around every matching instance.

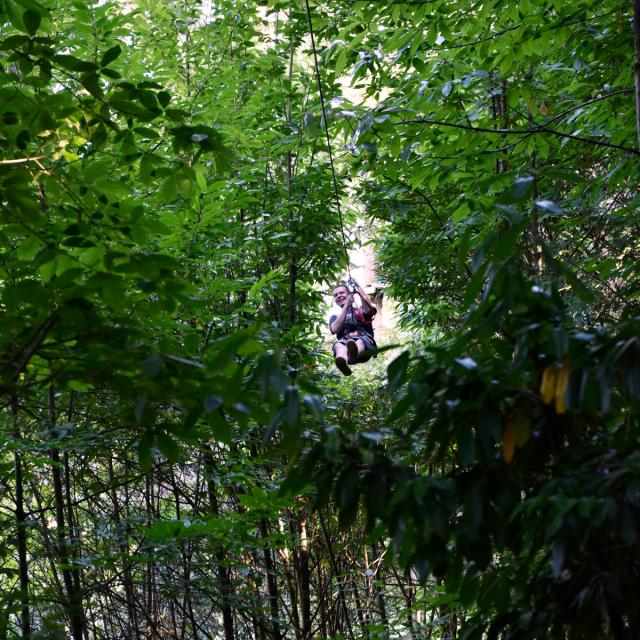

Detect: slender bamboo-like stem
[634,0,640,149]
[260,519,284,640]
[204,451,236,640]
[12,401,31,638]
[297,515,312,639]
[48,386,85,640]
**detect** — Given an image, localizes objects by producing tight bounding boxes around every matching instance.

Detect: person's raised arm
[330,293,354,334]
[351,278,377,315]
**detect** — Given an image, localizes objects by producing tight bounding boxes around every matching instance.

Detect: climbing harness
[304,0,351,282]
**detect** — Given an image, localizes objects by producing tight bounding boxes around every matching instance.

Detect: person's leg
[346,337,369,364]
[333,342,351,376]
[346,339,359,364]
[355,338,367,361]
[351,336,377,363]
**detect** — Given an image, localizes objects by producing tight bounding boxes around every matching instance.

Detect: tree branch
[0,156,44,165]
[487,88,634,154]
[436,25,520,50]
[393,117,640,155]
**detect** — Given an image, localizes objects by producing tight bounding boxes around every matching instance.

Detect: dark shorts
[332,334,377,362]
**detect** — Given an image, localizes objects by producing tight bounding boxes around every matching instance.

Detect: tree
[288,1,640,638]
[3,0,640,638]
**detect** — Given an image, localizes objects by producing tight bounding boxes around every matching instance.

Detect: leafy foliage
[2,0,640,638]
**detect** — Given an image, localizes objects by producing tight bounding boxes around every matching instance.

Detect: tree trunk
[634,0,640,149]
[259,519,284,640]
[48,386,85,640]
[296,515,312,639]
[317,561,328,639]
[279,516,302,640]
[12,401,30,638]
[318,513,356,640]
[370,543,389,635]
[204,451,236,640]
[108,456,139,638]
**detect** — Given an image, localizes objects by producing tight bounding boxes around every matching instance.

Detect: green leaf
[160,175,177,202]
[38,258,56,283]
[22,9,41,35]
[211,412,232,444]
[138,432,153,472]
[336,466,360,528]
[101,67,121,79]
[282,386,301,456]
[285,385,299,427]
[101,44,122,67]
[17,235,42,260]
[52,54,98,72]
[157,91,171,108]
[134,396,147,423]
[156,433,180,463]
[141,353,163,377]
[5,1,25,31]
[0,34,30,50]
[67,380,94,392]
[388,351,410,391]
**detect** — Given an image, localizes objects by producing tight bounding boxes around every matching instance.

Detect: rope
[304,0,351,280]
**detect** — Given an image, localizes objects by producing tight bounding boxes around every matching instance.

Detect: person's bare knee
[335,343,348,359]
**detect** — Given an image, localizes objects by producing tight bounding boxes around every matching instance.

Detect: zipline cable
[304,0,352,281]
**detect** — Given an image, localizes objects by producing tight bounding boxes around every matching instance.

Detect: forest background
[1,0,640,638]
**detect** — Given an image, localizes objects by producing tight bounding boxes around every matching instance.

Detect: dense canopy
[1,0,640,638]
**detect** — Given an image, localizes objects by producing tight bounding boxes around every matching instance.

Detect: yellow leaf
[540,365,557,404]
[555,357,570,414]
[502,420,516,464]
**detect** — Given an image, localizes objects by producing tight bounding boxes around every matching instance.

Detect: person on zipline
[329,278,377,376]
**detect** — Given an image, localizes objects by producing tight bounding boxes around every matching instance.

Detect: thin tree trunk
[297,515,312,639]
[249,548,268,640]
[108,456,139,639]
[204,451,235,640]
[318,512,356,640]
[144,473,159,639]
[279,516,302,640]
[317,560,328,639]
[259,519,284,640]
[63,394,85,638]
[350,576,369,640]
[12,401,30,638]
[634,0,640,149]
[48,386,85,640]
[370,543,389,635]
